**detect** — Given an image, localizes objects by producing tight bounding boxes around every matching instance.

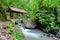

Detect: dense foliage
[0,0,60,34]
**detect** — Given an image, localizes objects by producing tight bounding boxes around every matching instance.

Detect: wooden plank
[8,7,27,14]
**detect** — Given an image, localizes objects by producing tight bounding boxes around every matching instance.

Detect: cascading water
[16,21,59,40]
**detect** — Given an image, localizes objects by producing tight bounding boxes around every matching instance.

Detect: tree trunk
[10,12,13,19]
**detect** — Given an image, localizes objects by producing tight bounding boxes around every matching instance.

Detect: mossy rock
[0,36,7,40]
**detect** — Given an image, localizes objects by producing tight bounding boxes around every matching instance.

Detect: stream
[17,22,59,40]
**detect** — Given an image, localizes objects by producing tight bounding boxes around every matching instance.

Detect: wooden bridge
[7,7,27,14]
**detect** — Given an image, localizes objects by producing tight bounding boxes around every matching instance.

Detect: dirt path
[0,21,13,40]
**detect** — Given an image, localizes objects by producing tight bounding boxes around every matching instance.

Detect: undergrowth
[5,20,23,40]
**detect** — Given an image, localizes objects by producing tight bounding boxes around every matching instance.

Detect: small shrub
[5,21,23,40]
[36,9,55,32]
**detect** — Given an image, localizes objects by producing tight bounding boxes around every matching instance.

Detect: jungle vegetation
[0,0,60,39]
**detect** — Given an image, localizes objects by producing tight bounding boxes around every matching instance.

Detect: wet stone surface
[0,36,7,40]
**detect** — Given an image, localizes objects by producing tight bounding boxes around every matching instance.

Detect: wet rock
[0,33,2,37]
[41,35,43,38]
[15,21,18,24]
[56,32,60,38]
[43,34,46,36]
[48,29,59,35]
[1,29,6,33]
[0,36,7,40]
[52,37,58,40]
[2,33,6,37]
[21,20,23,23]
